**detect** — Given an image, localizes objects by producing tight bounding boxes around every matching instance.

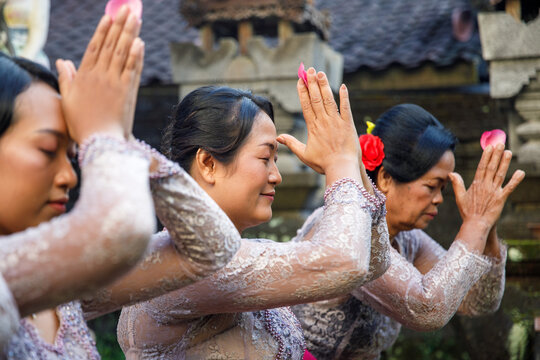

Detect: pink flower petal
[303,350,317,360]
[298,62,308,86]
[480,129,506,150]
[105,0,143,20]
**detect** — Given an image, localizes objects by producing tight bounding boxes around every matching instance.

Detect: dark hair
[162,86,274,171]
[367,104,457,183]
[0,53,59,136]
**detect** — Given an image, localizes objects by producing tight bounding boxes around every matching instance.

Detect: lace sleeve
[81,142,241,319]
[140,178,384,325]
[0,135,155,317]
[352,232,493,331]
[0,273,18,351]
[457,243,507,316]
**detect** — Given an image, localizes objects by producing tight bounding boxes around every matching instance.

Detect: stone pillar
[478,12,540,165]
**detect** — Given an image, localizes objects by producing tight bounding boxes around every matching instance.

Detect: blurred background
[2,0,539,358]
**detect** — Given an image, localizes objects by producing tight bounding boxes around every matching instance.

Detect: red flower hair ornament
[359,134,385,171]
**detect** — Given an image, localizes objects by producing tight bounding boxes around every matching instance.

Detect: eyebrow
[259,142,277,151]
[36,129,68,141]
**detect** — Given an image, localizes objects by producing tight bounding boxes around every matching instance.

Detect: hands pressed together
[450,143,525,253]
[277,67,363,187]
[55,5,144,143]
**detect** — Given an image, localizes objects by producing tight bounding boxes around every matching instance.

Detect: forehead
[422,150,455,179]
[244,111,277,145]
[12,82,67,135]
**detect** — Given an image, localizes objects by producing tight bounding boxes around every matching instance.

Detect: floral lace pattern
[118,179,390,359]
[1,136,156,359]
[6,302,99,360]
[0,273,19,351]
[293,229,507,360]
[81,142,241,320]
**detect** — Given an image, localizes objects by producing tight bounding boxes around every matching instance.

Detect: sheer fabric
[81,141,241,320]
[2,136,154,359]
[293,227,507,360]
[3,138,241,359]
[0,273,18,352]
[0,136,155,316]
[118,179,390,359]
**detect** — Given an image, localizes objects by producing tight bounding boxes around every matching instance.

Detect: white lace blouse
[117,178,390,359]
[292,210,507,360]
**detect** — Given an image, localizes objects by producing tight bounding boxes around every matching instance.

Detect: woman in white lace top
[1,8,240,359]
[117,69,391,359]
[292,104,526,360]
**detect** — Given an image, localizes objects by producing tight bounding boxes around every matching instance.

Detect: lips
[261,191,275,200]
[48,197,68,213]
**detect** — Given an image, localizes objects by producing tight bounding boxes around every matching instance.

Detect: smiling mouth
[261,192,275,200]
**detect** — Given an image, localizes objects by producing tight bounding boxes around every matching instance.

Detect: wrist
[456,219,491,253]
[75,124,125,144]
[323,155,361,187]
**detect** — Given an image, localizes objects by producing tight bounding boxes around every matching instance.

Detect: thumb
[55,59,72,95]
[449,172,466,203]
[277,134,306,161]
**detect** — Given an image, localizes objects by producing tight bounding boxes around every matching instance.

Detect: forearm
[358,240,492,331]
[136,138,241,277]
[1,136,155,316]
[459,244,507,316]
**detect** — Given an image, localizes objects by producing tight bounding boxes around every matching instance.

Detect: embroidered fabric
[0,273,18,352]
[117,179,390,359]
[0,135,155,316]
[81,141,242,320]
[1,136,155,359]
[293,228,507,360]
[5,302,99,360]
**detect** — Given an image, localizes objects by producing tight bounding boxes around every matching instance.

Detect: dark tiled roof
[45,0,198,85]
[44,0,481,85]
[316,0,481,72]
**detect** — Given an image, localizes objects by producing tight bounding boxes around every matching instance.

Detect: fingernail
[341,84,347,91]
[308,67,316,75]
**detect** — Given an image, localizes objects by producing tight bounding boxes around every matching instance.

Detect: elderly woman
[291,104,525,359]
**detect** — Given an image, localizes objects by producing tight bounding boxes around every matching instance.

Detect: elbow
[104,198,156,270]
[405,313,451,332]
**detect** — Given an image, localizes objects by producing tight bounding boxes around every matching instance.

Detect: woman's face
[0,82,77,235]
[210,112,282,232]
[383,150,455,237]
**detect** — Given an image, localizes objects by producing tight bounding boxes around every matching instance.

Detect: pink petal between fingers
[298,62,308,86]
[480,129,506,150]
[105,0,143,20]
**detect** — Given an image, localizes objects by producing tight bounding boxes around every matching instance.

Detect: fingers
[56,59,71,95]
[297,78,316,132]
[339,84,353,124]
[449,172,466,204]
[485,143,505,183]
[277,134,306,161]
[306,68,326,120]
[473,145,493,184]
[65,60,77,78]
[494,150,512,188]
[97,6,130,70]
[317,72,339,118]
[110,13,141,75]
[502,169,525,199]
[124,38,145,81]
[79,15,112,71]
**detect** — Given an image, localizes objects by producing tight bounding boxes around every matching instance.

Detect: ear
[376,166,393,194]
[193,149,217,185]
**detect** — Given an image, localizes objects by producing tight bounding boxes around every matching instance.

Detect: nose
[55,155,78,191]
[269,162,282,186]
[433,188,444,205]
